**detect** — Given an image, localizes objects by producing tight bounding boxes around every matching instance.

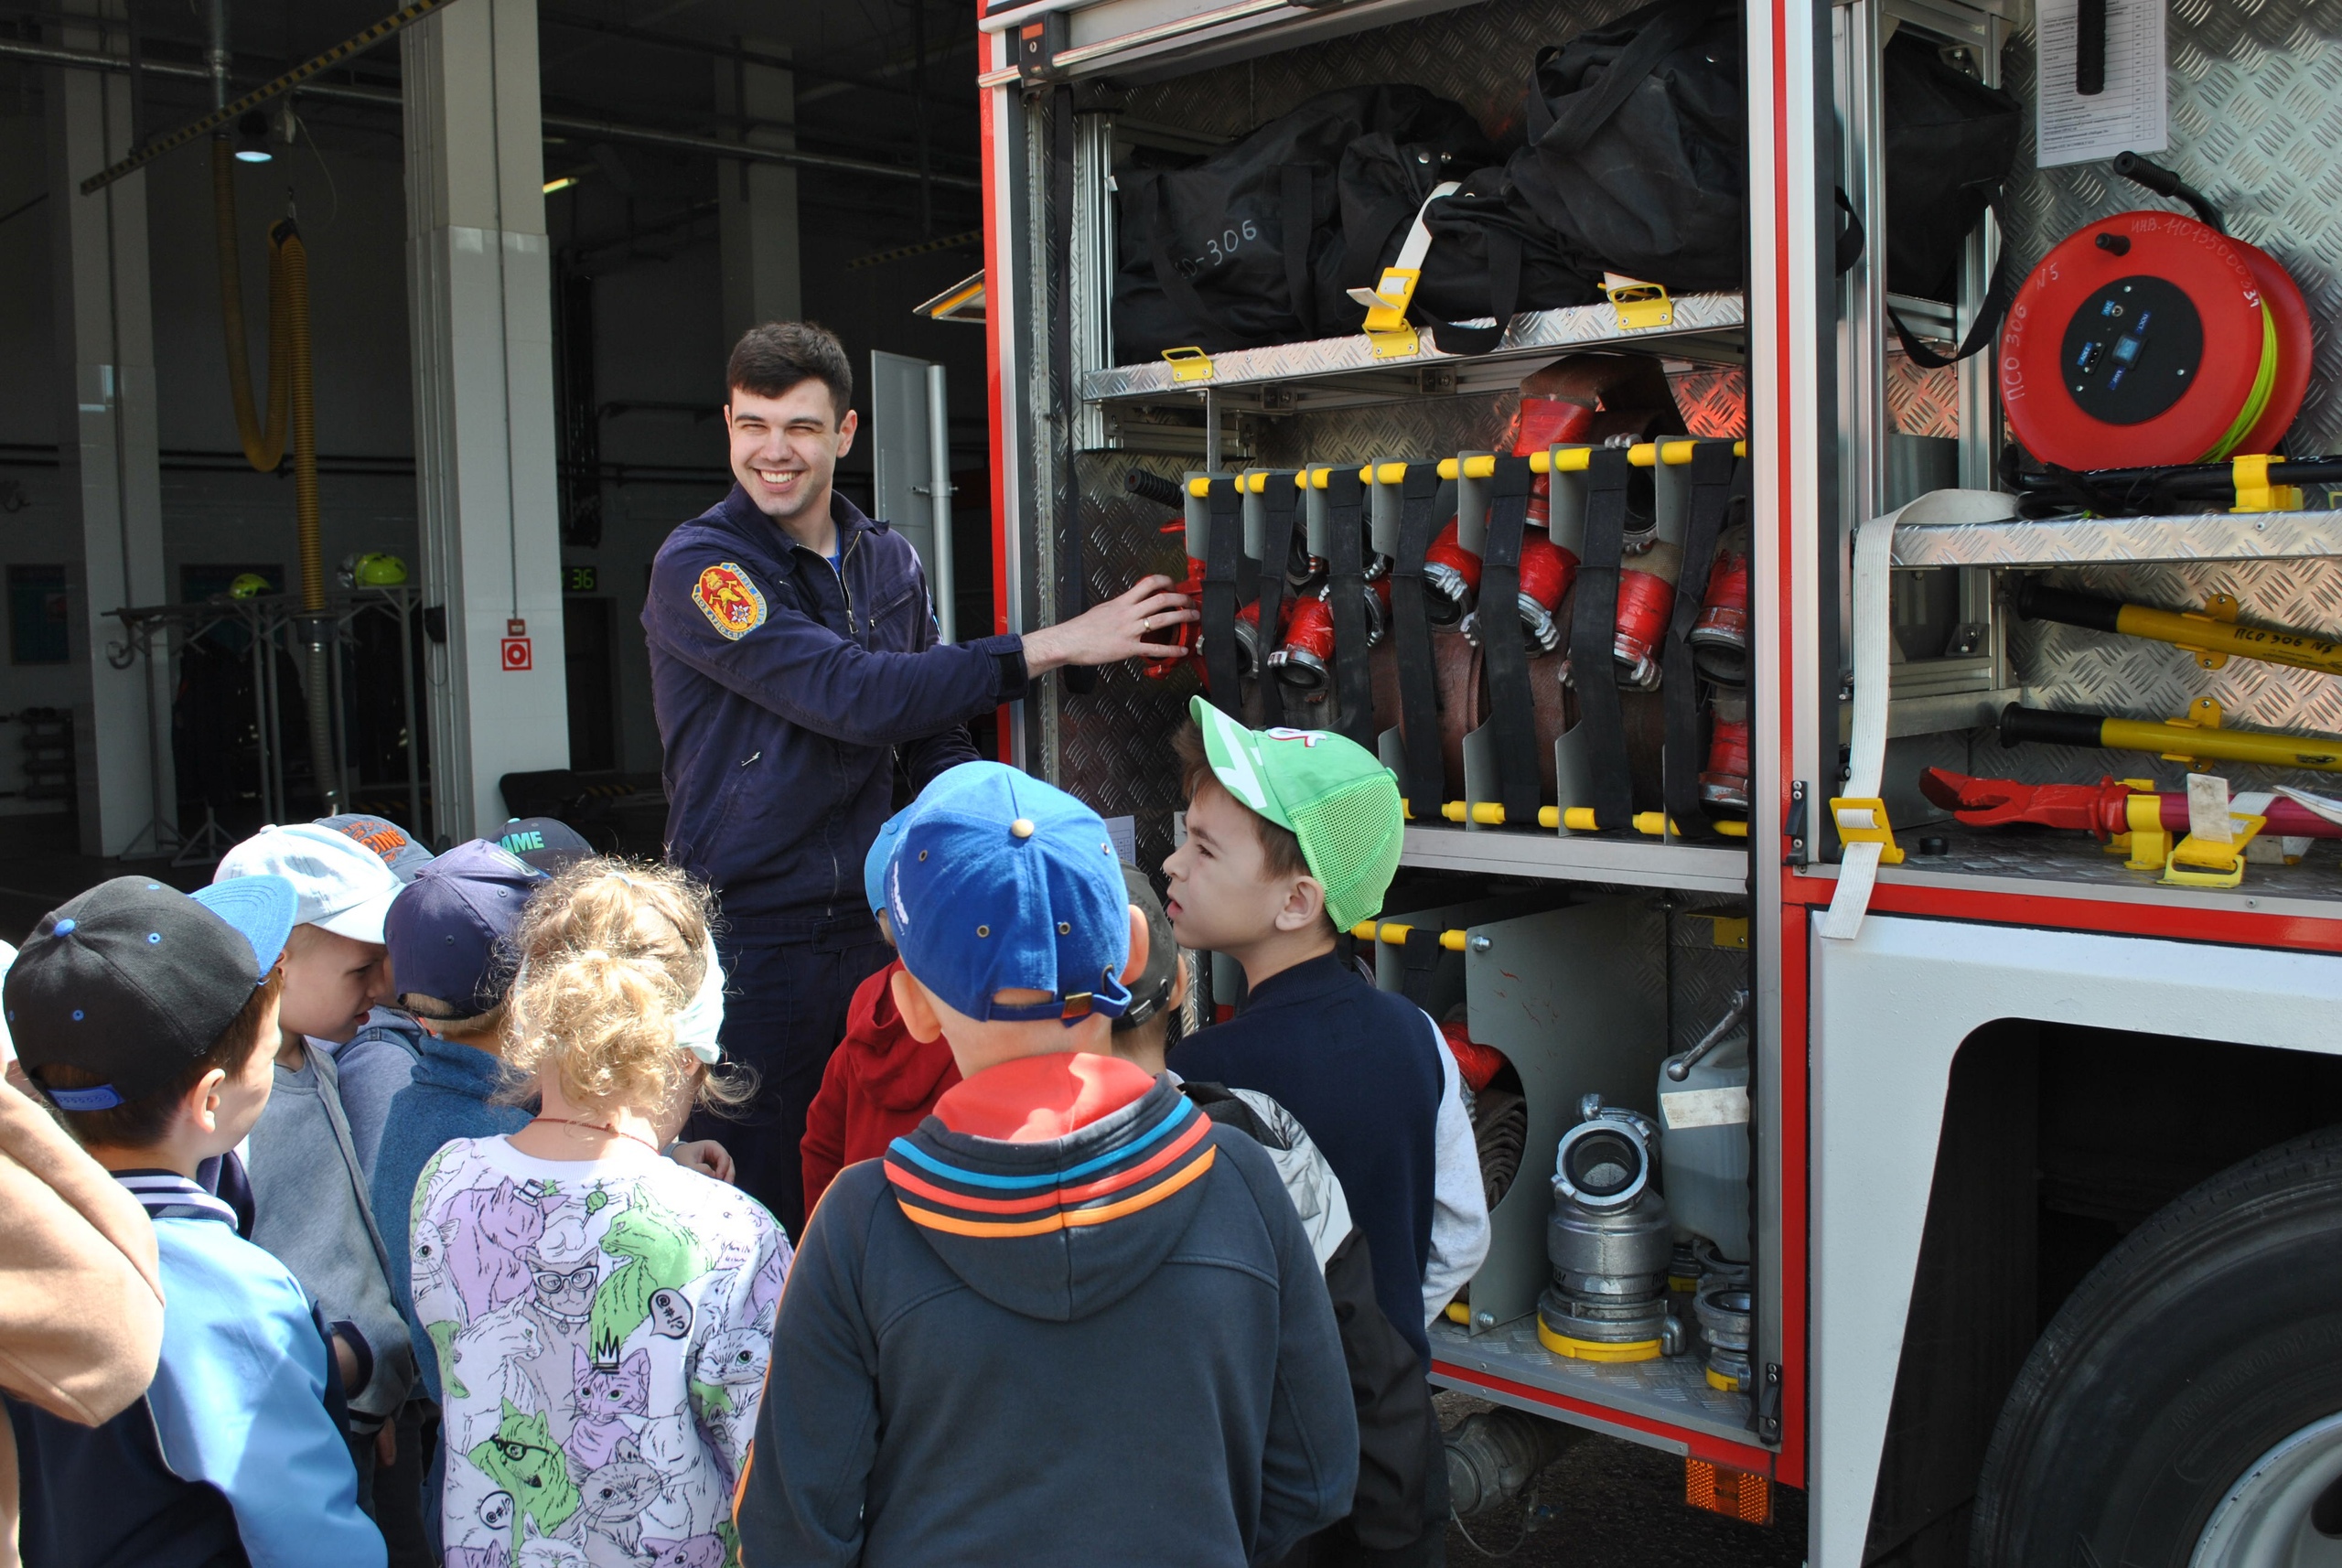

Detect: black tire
[1971,1122,2342,1565]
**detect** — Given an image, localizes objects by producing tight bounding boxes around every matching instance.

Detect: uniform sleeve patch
[693,562,768,640]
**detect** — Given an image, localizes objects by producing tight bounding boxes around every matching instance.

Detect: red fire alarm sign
[501,637,532,671]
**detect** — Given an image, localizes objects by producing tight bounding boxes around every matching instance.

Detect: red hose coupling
[1143,556,1209,681]
[1513,395,1596,529]
[1613,563,1677,688]
[1690,546,1750,684]
[1700,708,1751,812]
[1423,518,1481,628]
[1269,592,1336,693]
[1515,531,1577,655]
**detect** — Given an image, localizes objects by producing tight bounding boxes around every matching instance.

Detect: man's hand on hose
[1020,575,1198,674]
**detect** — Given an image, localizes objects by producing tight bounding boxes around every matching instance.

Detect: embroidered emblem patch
[694,562,767,640]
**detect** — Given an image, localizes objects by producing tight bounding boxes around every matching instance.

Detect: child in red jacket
[800,815,961,1213]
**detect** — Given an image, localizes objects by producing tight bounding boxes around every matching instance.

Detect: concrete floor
[1439,1394,1808,1567]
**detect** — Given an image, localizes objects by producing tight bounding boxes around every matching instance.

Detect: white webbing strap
[1347,180,1461,311]
[1816,489,2020,941]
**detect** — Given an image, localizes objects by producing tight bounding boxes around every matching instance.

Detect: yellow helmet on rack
[340,552,409,587]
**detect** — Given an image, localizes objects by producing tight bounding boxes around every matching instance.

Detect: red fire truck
[966,0,2342,1559]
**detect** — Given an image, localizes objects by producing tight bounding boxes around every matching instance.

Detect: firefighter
[643,321,1193,1233]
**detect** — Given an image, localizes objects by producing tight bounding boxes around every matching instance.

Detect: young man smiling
[644,320,1196,1232]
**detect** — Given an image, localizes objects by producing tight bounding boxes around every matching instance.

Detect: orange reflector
[1686,1458,1772,1524]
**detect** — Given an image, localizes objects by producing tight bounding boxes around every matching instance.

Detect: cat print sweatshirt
[411,1136,787,1568]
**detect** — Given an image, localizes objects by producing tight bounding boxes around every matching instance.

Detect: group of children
[2,692,1488,1568]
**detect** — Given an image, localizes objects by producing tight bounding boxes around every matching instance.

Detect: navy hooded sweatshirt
[736,1054,1359,1568]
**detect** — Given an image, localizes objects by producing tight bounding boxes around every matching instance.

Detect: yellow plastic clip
[1163,346,1214,383]
[2163,697,2224,772]
[2230,454,2304,514]
[1604,274,1674,331]
[2174,594,2240,671]
[1357,266,1423,359]
[1830,797,1905,865]
[2121,789,2171,871]
[2163,813,2268,887]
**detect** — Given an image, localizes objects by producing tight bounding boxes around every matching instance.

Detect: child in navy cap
[737,762,1359,1568]
[6,875,387,1568]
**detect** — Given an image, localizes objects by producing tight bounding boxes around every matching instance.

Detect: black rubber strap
[1053,88,1097,697]
[1887,188,2016,369]
[1571,446,1635,829]
[1201,476,1245,719]
[1478,456,1543,828]
[1389,462,1446,819]
[1323,467,1375,748]
[1399,924,1442,1007]
[1425,224,1522,357]
[1281,164,1317,340]
[1256,472,1302,726]
[1661,443,1742,843]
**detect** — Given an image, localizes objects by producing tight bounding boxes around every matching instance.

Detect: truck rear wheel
[1971,1123,2342,1567]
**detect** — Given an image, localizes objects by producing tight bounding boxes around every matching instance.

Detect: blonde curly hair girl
[500,857,753,1128]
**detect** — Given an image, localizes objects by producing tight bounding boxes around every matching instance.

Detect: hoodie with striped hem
[737,1052,1358,1568]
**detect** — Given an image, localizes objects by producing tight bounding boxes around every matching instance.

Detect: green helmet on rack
[344,553,409,586]
[227,573,273,599]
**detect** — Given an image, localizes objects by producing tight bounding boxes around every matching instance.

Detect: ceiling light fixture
[233,109,273,164]
[543,175,581,195]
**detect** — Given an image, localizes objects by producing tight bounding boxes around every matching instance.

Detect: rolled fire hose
[214,138,337,810]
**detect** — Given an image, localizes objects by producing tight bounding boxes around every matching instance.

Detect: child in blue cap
[798,811,962,1213]
[737,761,1359,1568]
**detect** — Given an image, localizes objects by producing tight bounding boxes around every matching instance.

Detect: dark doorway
[564,596,618,771]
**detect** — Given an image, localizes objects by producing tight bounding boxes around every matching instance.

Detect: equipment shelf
[1079,292,1747,410]
[1400,824,1749,897]
[1852,825,2342,922]
[1891,509,2342,571]
[1428,1317,1763,1461]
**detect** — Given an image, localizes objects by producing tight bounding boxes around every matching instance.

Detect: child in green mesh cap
[1164,696,1488,1564]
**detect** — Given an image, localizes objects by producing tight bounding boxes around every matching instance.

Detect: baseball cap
[885,762,1133,1026]
[1112,864,1179,1034]
[315,813,436,885]
[6,874,298,1111]
[865,811,908,916]
[1187,695,1404,931]
[216,822,402,943]
[492,817,596,875]
[385,839,547,1016]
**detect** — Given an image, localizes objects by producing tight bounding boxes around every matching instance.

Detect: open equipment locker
[975,0,1789,1494]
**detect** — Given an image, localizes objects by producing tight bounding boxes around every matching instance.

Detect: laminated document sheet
[2036,0,2167,169]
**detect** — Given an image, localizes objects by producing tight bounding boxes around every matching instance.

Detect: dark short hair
[34,967,285,1150]
[726,321,853,420]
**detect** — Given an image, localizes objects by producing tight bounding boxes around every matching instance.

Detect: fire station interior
[0,0,994,865]
[15,0,2342,1556]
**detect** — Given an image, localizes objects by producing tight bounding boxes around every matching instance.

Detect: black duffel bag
[1507,0,1746,293]
[1882,28,2021,302]
[1112,85,1488,362]
[1335,137,1601,353]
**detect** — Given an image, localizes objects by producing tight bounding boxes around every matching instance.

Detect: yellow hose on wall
[210,138,288,472]
[270,216,338,811]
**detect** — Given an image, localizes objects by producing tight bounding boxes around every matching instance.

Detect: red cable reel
[2000,210,2311,469]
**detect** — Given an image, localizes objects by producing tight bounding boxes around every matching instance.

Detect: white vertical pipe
[926,362,957,644]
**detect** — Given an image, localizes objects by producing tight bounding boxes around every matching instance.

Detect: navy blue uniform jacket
[643,486,1027,926]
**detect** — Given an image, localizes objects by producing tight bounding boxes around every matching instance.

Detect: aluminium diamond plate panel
[1082,294,1748,402]
[1892,512,2342,569]
[1429,1316,1756,1445]
[1885,350,1961,439]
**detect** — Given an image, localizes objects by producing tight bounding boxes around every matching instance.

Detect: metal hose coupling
[1538,1095,1677,1362]
[1694,1283,1755,1392]
[1422,518,1480,628]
